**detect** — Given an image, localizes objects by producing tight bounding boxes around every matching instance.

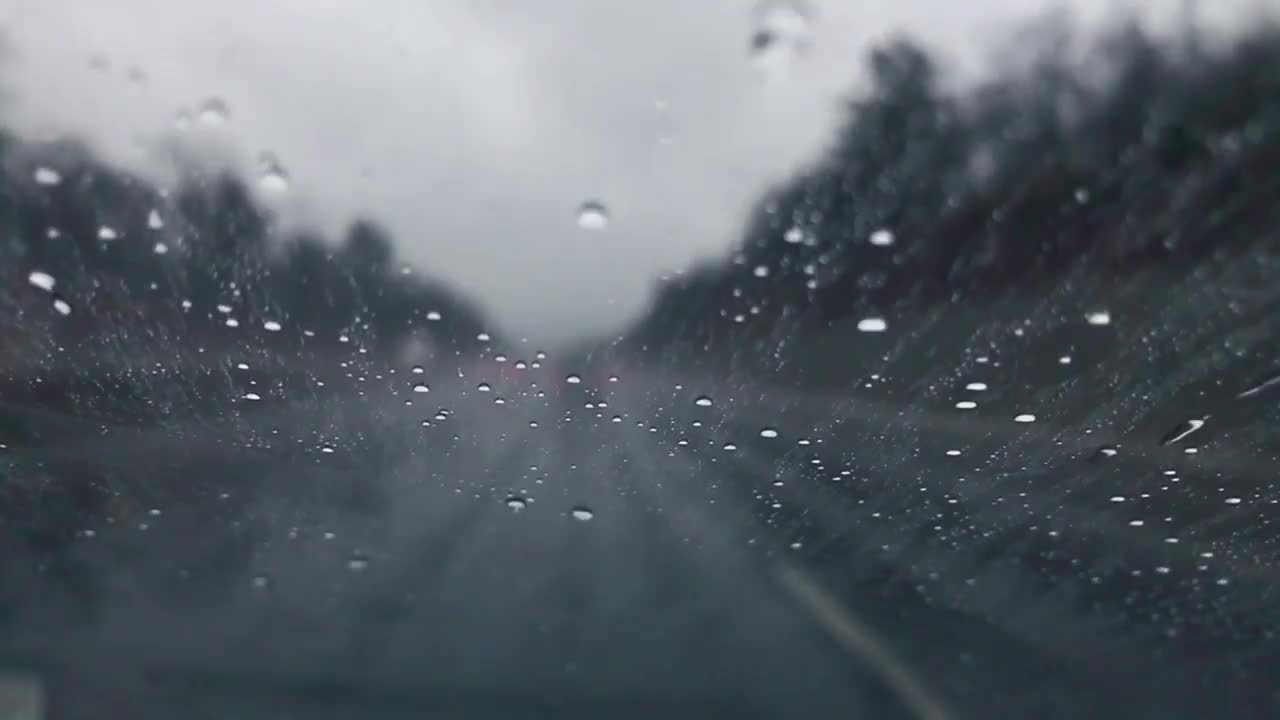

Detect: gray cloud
[0,0,1251,343]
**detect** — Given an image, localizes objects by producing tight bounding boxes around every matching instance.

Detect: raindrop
[783,227,804,244]
[694,396,713,407]
[477,383,492,392]
[319,444,336,454]
[244,392,262,401]
[147,209,164,229]
[263,320,282,332]
[1085,311,1111,326]
[1238,374,1280,399]
[33,166,62,186]
[955,401,977,410]
[945,449,961,456]
[723,442,738,451]
[27,271,55,292]
[477,332,491,342]
[346,553,370,572]
[412,366,425,375]
[1058,355,1073,365]
[506,496,528,511]
[52,298,72,316]
[1160,418,1205,446]
[570,506,595,522]
[153,242,169,255]
[749,1,813,80]
[869,228,895,246]
[257,152,290,192]
[98,226,119,240]
[566,374,582,384]
[857,317,887,333]
[576,201,609,230]
[426,311,442,321]
[760,427,779,438]
[412,383,430,393]
[753,264,770,278]
[964,382,988,391]
[198,97,230,125]
[1225,497,1242,505]
[1091,446,1119,461]
[1014,414,1036,423]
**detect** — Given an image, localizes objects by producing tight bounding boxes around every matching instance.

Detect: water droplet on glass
[1160,418,1205,446]
[1092,446,1119,461]
[477,383,492,392]
[566,374,582,384]
[723,442,738,451]
[1014,414,1036,423]
[244,392,262,401]
[1085,311,1111,326]
[153,242,169,255]
[576,201,609,230]
[412,383,430,393]
[98,226,119,240]
[783,227,804,244]
[753,264,770,278]
[759,427,779,438]
[147,209,164,229]
[750,1,813,81]
[506,496,528,511]
[347,553,370,572]
[1225,497,1242,505]
[869,228,895,246]
[694,396,713,407]
[412,365,425,375]
[965,382,987,391]
[198,97,230,125]
[33,166,62,185]
[262,320,282,332]
[426,310,442,321]
[477,332,491,342]
[857,317,887,333]
[319,444,336,454]
[955,401,977,410]
[1058,355,1073,365]
[570,506,595,522]
[52,298,72,316]
[256,152,290,192]
[27,271,55,292]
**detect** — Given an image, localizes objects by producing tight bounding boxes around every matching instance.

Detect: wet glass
[0,1,1278,718]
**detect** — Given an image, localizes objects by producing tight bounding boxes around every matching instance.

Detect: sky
[0,0,1258,344]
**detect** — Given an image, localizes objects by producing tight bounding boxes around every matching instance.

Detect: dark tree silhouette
[622,19,1280,379]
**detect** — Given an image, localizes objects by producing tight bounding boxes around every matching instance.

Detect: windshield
[1,1,1278,718]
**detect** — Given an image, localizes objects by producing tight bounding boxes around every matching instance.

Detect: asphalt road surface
[0,329,1276,719]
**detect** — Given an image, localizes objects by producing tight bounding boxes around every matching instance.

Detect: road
[0,341,1275,718]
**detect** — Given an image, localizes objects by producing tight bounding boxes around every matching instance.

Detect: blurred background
[0,1,1278,718]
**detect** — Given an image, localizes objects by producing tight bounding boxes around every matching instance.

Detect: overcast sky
[0,0,1257,343]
